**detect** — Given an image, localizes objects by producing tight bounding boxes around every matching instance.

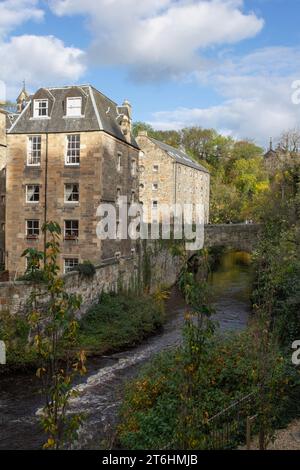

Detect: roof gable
[8,85,139,148]
[149,137,210,173]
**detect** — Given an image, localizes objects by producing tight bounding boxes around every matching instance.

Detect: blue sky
[1,0,300,145]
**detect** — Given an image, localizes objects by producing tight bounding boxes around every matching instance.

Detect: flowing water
[0,251,252,450]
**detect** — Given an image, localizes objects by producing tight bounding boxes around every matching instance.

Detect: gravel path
[268,420,300,450]
[245,419,300,450]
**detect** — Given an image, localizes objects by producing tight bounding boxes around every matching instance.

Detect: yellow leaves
[73,350,87,376]
[28,311,40,325]
[184,312,192,321]
[34,334,41,348]
[43,438,55,449]
[203,411,209,424]
[36,367,46,378]
[185,364,196,375]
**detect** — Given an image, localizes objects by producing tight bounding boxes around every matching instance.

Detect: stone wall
[0,224,262,316]
[0,110,6,264]
[0,244,184,316]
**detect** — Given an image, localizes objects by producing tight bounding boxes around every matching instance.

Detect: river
[0,251,252,450]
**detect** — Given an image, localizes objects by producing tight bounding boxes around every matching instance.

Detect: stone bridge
[204,223,262,252]
[0,223,262,316]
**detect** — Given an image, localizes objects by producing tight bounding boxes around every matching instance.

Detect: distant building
[136,131,210,224]
[264,138,283,173]
[264,138,300,173]
[6,85,139,277]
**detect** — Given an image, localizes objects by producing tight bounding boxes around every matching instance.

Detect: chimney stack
[122,99,132,120]
[138,130,148,137]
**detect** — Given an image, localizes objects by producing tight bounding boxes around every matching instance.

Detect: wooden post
[259,428,265,450]
[246,417,251,450]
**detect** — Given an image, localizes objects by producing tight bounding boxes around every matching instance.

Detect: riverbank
[0,290,168,375]
[0,251,253,450]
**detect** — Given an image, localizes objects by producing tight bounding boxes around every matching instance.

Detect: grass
[0,291,166,373]
[77,292,166,355]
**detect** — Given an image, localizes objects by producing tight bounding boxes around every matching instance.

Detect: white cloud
[0,0,44,38]
[0,35,85,97]
[0,1,86,99]
[49,0,264,79]
[149,47,300,145]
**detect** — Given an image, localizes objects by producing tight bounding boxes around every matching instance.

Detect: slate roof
[8,85,138,149]
[264,149,278,159]
[148,137,210,173]
[0,108,18,130]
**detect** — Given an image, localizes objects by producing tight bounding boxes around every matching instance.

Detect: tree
[132,121,155,138]
[232,140,264,161]
[24,222,86,449]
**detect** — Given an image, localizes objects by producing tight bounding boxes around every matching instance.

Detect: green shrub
[0,311,38,370]
[118,329,290,450]
[75,261,96,277]
[78,292,165,354]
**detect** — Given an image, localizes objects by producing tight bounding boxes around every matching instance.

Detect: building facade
[136,131,210,224]
[264,138,300,174]
[0,109,7,266]
[6,85,139,277]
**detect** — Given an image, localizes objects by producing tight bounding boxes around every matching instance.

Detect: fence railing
[204,391,258,449]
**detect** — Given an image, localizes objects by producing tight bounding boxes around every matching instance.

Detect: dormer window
[66,97,82,117]
[33,99,48,118]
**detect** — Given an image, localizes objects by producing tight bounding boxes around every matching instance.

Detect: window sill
[63,115,85,119]
[30,117,51,121]
[64,164,80,168]
[64,236,79,241]
[26,235,39,240]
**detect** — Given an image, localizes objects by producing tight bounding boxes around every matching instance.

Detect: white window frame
[152,183,158,191]
[66,97,82,117]
[153,164,159,173]
[131,159,137,177]
[64,258,79,274]
[64,183,79,203]
[117,152,122,172]
[27,136,41,166]
[26,219,40,238]
[116,187,121,203]
[26,184,40,203]
[65,134,80,166]
[33,99,49,118]
[64,220,79,239]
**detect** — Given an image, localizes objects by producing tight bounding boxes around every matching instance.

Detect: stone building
[6,85,139,277]
[136,131,210,223]
[264,139,283,174]
[0,109,7,266]
[264,138,300,174]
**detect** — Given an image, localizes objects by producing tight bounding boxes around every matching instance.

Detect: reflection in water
[207,251,252,332]
[0,250,253,450]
